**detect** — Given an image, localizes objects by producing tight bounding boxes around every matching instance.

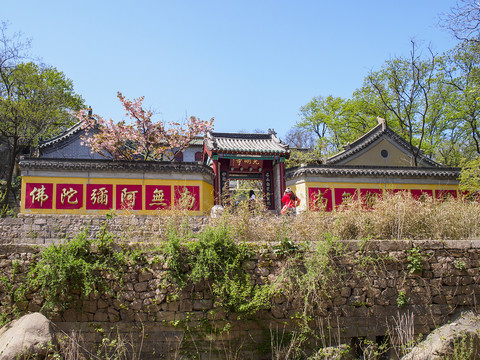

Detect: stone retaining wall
[0,214,208,245]
[0,239,478,359]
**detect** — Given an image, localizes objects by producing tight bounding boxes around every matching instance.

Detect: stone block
[94,311,109,322]
[135,312,148,322]
[161,301,179,312]
[130,299,143,311]
[192,299,212,311]
[379,240,410,251]
[134,281,148,293]
[414,240,444,250]
[97,299,108,309]
[120,309,135,321]
[179,300,193,312]
[471,240,480,249]
[444,240,472,250]
[62,309,77,322]
[138,270,153,282]
[156,311,175,322]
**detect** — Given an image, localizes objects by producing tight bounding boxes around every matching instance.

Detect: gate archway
[204,131,290,211]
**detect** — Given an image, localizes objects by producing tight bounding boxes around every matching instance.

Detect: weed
[454,259,467,271]
[396,291,408,308]
[406,246,423,274]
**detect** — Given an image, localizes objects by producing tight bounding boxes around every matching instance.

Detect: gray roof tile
[205,132,289,155]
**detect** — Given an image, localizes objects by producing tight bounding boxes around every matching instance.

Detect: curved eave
[285,165,460,181]
[38,122,86,149]
[19,158,215,177]
[210,149,290,158]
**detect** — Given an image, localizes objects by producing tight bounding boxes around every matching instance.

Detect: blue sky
[3,1,459,140]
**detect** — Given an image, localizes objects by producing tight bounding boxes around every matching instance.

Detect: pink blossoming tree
[75,92,214,161]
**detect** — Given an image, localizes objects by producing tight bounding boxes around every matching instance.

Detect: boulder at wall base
[401,311,480,360]
[0,312,57,359]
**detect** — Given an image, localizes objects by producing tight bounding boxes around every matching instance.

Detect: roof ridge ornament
[377,116,386,131]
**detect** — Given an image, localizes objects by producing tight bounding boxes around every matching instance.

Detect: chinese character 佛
[30,185,49,207]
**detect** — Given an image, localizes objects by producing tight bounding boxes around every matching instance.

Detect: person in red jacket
[281,188,300,215]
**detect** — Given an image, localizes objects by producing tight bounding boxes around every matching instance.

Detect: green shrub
[28,225,128,312]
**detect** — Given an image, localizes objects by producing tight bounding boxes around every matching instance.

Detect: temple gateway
[20,118,460,214]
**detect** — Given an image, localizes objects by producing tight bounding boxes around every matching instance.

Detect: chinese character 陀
[61,187,78,205]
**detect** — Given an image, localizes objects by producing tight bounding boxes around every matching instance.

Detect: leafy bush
[28,225,128,312]
[165,224,275,314]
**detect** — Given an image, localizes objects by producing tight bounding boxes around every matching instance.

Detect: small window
[195,151,203,162]
[381,149,389,158]
[174,152,184,162]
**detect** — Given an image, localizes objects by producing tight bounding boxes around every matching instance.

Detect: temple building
[287,118,460,211]
[19,118,460,215]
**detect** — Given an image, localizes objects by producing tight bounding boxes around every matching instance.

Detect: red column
[213,159,219,205]
[279,162,286,196]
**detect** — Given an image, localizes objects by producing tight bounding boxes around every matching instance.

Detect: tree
[0,61,84,210]
[441,41,480,164]
[440,0,480,42]
[296,95,349,157]
[283,127,321,168]
[366,41,447,166]
[295,93,382,160]
[76,92,214,161]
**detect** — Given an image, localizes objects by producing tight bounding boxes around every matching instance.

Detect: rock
[309,344,352,359]
[0,312,57,359]
[210,205,224,218]
[401,311,480,360]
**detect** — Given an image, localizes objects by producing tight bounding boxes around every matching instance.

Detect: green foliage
[406,246,423,274]
[28,225,128,312]
[446,332,476,360]
[459,157,480,194]
[282,234,344,329]
[165,224,275,315]
[396,291,408,308]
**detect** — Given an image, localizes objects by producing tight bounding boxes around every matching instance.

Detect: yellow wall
[343,139,416,167]
[21,176,214,215]
[299,181,459,210]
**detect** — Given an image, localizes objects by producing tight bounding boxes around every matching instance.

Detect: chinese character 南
[60,187,78,205]
[149,188,167,207]
[30,185,49,207]
[91,187,109,206]
[121,188,138,209]
[178,188,195,209]
[312,190,326,210]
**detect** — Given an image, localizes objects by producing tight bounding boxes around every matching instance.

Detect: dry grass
[205,192,480,243]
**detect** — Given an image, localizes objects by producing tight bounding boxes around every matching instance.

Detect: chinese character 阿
[178,188,195,210]
[30,185,49,207]
[60,187,78,205]
[121,188,138,209]
[149,188,167,207]
[91,187,109,206]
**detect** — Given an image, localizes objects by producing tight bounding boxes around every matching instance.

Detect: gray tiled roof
[326,122,440,167]
[39,121,205,148]
[285,164,460,180]
[205,132,290,155]
[38,122,86,148]
[19,158,214,176]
